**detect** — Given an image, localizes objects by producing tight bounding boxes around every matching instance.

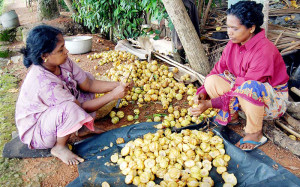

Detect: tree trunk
[37,0,60,21]
[262,0,269,36]
[63,0,77,14]
[161,0,211,76]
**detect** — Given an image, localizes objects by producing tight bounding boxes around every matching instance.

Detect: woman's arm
[79,78,120,93]
[76,81,129,112]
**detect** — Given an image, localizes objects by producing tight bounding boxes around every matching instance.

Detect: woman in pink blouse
[190,1,289,151]
[16,25,131,165]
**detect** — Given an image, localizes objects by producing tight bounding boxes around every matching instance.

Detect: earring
[44,58,48,62]
[250,30,254,34]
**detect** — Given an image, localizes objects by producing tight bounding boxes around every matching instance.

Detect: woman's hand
[189,100,211,116]
[110,82,127,100]
[111,82,133,100]
[126,80,134,91]
[193,93,207,105]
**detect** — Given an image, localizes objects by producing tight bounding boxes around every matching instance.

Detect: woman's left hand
[126,81,134,91]
[189,100,211,116]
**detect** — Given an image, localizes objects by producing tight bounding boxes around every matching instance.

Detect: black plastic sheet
[67,122,300,187]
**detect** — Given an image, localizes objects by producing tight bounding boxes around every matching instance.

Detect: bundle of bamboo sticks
[268,24,300,56]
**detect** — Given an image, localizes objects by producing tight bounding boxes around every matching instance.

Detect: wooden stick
[291,87,300,97]
[282,0,290,7]
[277,41,300,50]
[281,49,299,56]
[115,40,148,60]
[275,120,300,138]
[154,52,206,83]
[283,113,300,132]
[263,121,300,157]
[269,30,300,39]
[200,0,213,33]
[274,31,284,45]
[286,101,300,114]
[154,53,204,84]
[281,43,300,53]
[198,0,204,21]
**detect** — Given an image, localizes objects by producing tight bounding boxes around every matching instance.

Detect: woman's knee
[239,80,267,97]
[204,75,231,97]
[204,75,220,91]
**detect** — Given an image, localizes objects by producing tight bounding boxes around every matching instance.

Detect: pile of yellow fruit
[111,129,237,186]
[91,50,218,127]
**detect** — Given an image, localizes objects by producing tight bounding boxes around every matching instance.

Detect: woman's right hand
[193,93,207,105]
[111,82,130,100]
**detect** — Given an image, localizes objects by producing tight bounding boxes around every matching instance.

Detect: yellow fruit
[154,116,161,122]
[116,137,125,144]
[102,181,110,187]
[289,135,297,141]
[111,116,119,124]
[110,153,119,163]
[117,111,125,118]
[127,115,134,121]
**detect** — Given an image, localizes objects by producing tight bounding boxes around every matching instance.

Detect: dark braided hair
[227,1,264,34]
[20,25,62,68]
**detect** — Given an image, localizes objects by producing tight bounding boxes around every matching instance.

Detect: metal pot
[1,10,20,28]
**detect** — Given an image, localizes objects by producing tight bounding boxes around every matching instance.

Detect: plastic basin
[64,36,92,54]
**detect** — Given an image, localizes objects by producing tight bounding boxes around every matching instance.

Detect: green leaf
[127,25,132,34]
[154,29,161,34]
[124,29,129,37]
[153,35,159,40]
[153,113,167,117]
[134,115,139,119]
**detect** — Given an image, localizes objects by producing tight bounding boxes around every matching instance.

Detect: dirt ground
[3,0,300,186]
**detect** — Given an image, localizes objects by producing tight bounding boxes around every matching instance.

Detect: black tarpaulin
[67,122,300,187]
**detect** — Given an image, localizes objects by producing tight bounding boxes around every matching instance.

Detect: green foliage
[72,0,169,40]
[58,0,69,11]
[0,0,4,15]
[0,49,11,58]
[0,69,23,186]
[0,69,19,154]
[0,158,23,186]
[0,29,16,42]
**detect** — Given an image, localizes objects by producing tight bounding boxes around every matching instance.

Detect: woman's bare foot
[76,125,106,137]
[51,145,84,165]
[235,130,263,150]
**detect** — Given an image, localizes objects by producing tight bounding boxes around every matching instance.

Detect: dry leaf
[291,0,298,8]
[284,17,291,22]
[8,88,19,93]
[286,166,300,170]
[216,27,221,31]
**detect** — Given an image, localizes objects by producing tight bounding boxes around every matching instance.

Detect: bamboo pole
[275,120,300,138]
[291,87,300,97]
[200,0,213,33]
[283,113,300,133]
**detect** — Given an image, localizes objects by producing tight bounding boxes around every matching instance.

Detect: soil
[3,0,300,186]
